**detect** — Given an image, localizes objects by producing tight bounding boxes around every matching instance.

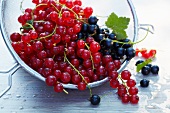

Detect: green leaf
[105,12,130,40]
[136,58,153,72]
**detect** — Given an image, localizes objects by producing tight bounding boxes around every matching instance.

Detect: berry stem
[64,52,92,97]
[111,27,149,45]
[85,43,95,71]
[24,23,35,31]
[38,25,57,40]
[118,74,129,92]
[57,81,69,94]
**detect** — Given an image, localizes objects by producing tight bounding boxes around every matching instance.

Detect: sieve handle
[139,24,154,34]
[0,64,21,98]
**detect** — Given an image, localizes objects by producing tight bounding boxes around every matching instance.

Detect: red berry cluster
[109,70,139,104]
[10,0,139,104]
[136,48,156,59]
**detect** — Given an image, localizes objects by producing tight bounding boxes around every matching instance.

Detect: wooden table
[1,0,170,113]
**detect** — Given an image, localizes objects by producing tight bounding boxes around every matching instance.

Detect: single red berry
[21,33,31,43]
[77,40,85,49]
[60,72,71,83]
[45,75,57,86]
[128,87,138,95]
[130,95,139,104]
[110,79,119,88]
[108,71,118,80]
[73,0,82,6]
[83,7,93,18]
[121,94,130,103]
[121,70,131,80]
[77,82,86,91]
[126,79,136,87]
[10,32,21,42]
[54,83,64,93]
[90,41,100,53]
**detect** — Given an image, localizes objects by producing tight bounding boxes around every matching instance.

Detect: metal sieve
[0,0,153,97]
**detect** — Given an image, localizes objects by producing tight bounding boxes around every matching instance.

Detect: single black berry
[88,25,97,34]
[120,39,132,48]
[117,47,125,58]
[88,16,98,25]
[151,65,159,74]
[140,79,150,87]
[141,66,151,75]
[81,23,88,32]
[126,47,136,60]
[105,38,112,48]
[90,94,101,105]
[135,60,144,66]
[108,33,116,40]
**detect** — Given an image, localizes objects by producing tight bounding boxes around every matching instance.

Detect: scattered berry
[90,94,101,105]
[151,65,159,74]
[141,66,151,75]
[140,79,150,87]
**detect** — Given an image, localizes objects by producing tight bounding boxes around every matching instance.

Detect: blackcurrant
[88,16,98,25]
[94,34,104,42]
[126,47,135,60]
[108,33,116,40]
[140,79,150,87]
[81,23,88,32]
[117,47,125,58]
[135,60,144,66]
[151,65,159,74]
[105,38,112,48]
[121,39,132,48]
[141,66,151,75]
[90,94,100,105]
[77,32,84,39]
[88,25,97,34]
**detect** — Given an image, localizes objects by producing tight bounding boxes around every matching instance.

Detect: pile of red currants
[10,0,139,105]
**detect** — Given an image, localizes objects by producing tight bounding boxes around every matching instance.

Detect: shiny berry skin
[126,79,136,87]
[77,40,85,49]
[141,66,151,75]
[59,0,66,4]
[117,85,127,97]
[21,33,31,43]
[44,58,55,69]
[53,70,62,80]
[32,41,43,52]
[90,41,100,53]
[121,94,130,103]
[90,94,100,105]
[60,72,71,83]
[128,87,138,95]
[45,75,57,86]
[121,70,131,80]
[149,49,157,57]
[140,79,149,87]
[88,16,98,25]
[110,79,119,88]
[73,0,82,6]
[83,7,93,18]
[54,83,64,93]
[51,34,61,44]
[108,70,118,80]
[77,82,86,91]
[71,74,82,85]
[113,60,121,70]
[130,95,139,104]
[10,32,21,42]
[151,65,159,74]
